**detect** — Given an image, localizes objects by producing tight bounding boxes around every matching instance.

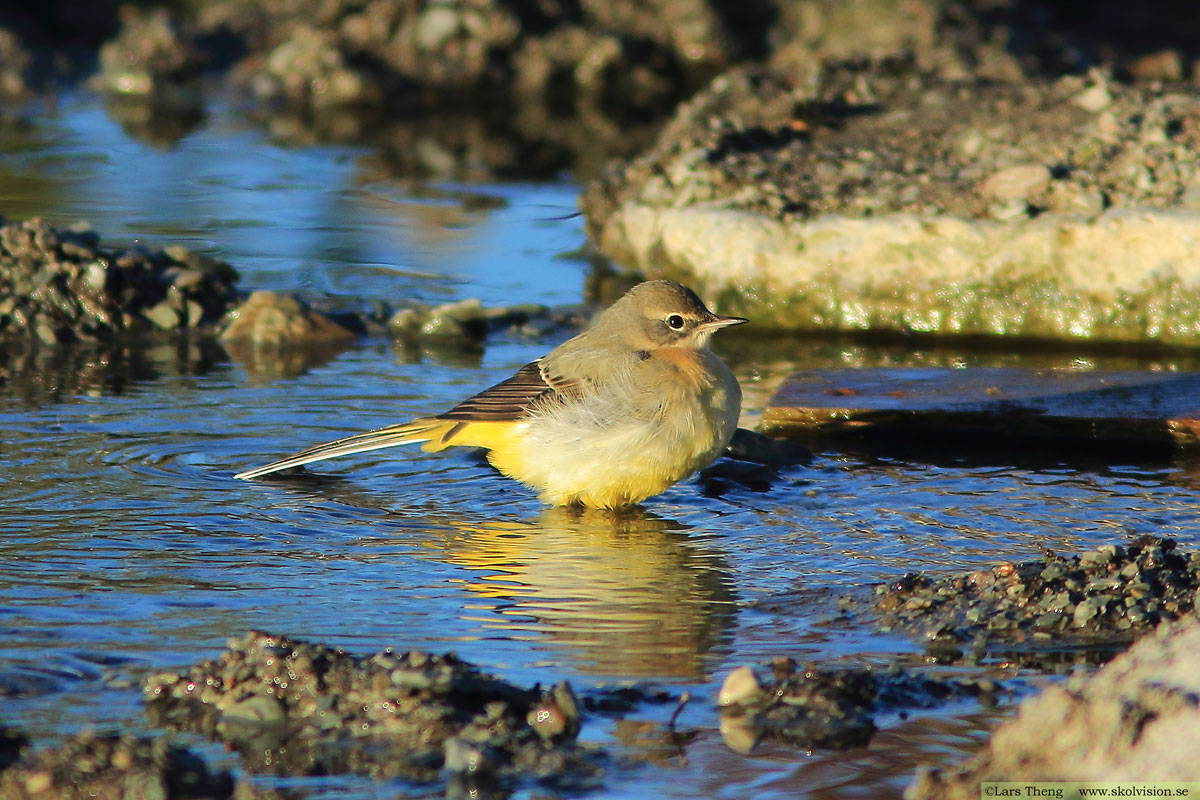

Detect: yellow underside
[422,419,674,508]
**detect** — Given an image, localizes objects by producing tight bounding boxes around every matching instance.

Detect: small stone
[718,666,761,707]
[219,694,286,726]
[84,262,108,291]
[982,165,1052,203]
[220,291,356,346]
[1128,50,1183,81]
[144,302,180,330]
[1074,82,1111,113]
[442,737,495,776]
[185,300,205,327]
[33,318,59,345]
[415,6,461,50]
[420,298,487,340]
[387,307,426,337]
[24,772,52,793]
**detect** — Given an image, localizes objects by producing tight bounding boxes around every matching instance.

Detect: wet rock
[253,25,383,109]
[219,291,356,347]
[388,298,576,345]
[92,7,205,97]
[698,428,811,497]
[908,617,1200,797]
[861,537,1200,664]
[0,28,33,99]
[0,725,28,770]
[716,657,1001,753]
[717,665,760,707]
[724,428,812,466]
[421,298,488,340]
[580,63,1200,344]
[0,731,233,800]
[143,630,603,790]
[763,368,1200,454]
[0,217,240,344]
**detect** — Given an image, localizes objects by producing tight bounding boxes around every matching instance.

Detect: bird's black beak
[703,314,749,330]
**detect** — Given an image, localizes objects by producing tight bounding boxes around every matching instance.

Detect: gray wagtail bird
[234,280,747,508]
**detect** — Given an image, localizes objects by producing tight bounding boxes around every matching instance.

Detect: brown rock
[220,291,356,347]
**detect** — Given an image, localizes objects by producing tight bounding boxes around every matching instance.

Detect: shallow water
[3,93,1200,798]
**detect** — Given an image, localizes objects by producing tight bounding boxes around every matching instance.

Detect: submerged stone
[715,658,1001,753]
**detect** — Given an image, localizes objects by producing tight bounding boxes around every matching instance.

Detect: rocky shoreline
[3,540,1198,795]
[0,216,585,352]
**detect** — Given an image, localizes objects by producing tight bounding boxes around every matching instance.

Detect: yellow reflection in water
[428,506,738,680]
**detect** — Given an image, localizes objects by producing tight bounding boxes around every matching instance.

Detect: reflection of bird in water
[440,506,738,680]
[243,473,738,681]
[235,281,746,508]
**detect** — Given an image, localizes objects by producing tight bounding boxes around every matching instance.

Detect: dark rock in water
[143,630,604,791]
[0,730,233,800]
[698,427,812,496]
[764,368,1200,455]
[859,536,1200,665]
[0,726,28,771]
[92,7,205,98]
[0,217,239,344]
[716,657,1002,753]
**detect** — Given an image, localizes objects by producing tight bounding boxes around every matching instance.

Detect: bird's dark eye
[667,314,685,330]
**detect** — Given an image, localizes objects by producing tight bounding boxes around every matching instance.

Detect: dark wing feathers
[438,360,580,421]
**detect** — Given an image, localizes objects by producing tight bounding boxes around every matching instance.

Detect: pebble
[718,665,761,707]
[982,164,1052,203]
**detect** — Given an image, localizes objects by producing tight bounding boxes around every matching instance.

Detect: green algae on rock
[580,65,1200,345]
[596,206,1200,345]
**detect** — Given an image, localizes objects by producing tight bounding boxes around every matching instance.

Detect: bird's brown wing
[438,360,582,421]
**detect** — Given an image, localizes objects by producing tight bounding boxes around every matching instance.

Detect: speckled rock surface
[0,217,239,344]
[580,65,1200,344]
[852,536,1200,665]
[144,630,604,791]
[0,731,234,800]
[907,617,1200,797]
